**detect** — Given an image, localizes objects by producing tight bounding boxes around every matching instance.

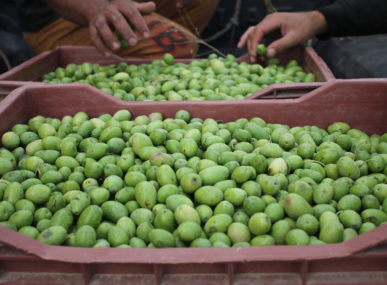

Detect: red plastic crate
[0,79,386,285]
[0,45,335,99]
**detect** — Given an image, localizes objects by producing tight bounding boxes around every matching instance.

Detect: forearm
[44,0,108,26]
[317,0,387,37]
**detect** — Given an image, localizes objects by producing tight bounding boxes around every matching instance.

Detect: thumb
[135,1,156,14]
[267,32,299,57]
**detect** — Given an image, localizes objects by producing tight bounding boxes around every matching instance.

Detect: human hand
[237,11,327,62]
[88,0,155,56]
[176,0,200,9]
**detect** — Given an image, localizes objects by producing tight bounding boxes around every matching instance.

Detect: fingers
[238,25,265,63]
[135,1,156,15]
[237,26,254,49]
[238,14,282,62]
[251,14,281,44]
[121,2,151,38]
[94,15,122,51]
[267,31,299,56]
[105,6,137,45]
[248,28,264,62]
[89,0,153,57]
[89,22,113,57]
[264,11,326,55]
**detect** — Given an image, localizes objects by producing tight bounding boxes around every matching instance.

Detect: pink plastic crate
[0,79,386,285]
[0,45,335,100]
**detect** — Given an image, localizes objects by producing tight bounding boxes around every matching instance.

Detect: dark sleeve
[15,0,59,32]
[316,0,387,37]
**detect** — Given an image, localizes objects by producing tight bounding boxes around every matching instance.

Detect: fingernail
[129,37,137,46]
[113,42,120,50]
[104,52,111,57]
[250,56,255,62]
[267,48,276,57]
[143,32,150,38]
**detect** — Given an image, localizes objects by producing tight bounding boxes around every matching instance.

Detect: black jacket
[317,0,387,36]
[15,0,58,32]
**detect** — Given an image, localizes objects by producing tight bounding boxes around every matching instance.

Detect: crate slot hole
[255,86,319,100]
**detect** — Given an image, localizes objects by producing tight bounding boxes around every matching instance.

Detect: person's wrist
[308,10,327,35]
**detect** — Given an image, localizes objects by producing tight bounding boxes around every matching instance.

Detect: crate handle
[246,82,324,100]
